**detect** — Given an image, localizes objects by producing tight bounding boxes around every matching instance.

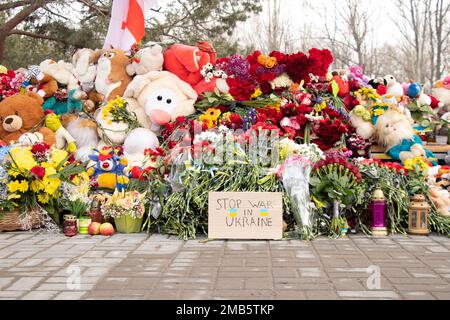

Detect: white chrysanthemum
[271,73,293,89]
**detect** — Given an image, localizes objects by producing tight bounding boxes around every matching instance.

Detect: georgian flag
[103,0,158,50]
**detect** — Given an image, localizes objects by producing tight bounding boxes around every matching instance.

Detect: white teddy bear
[126,42,164,76]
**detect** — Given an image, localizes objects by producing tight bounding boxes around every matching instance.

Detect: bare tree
[392,0,450,83]
[309,0,377,74]
[239,0,296,53]
[0,0,110,63]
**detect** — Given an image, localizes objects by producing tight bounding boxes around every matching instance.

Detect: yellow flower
[205,108,221,120]
[31,179,44,192]
[9,146,37,171]
[43,177,61,196]
[404,157,428,173]
[8,193,21,200]
[199,115,214,129]
[221,112,231,122]
[373,108,385,116]
[38,193,49,204]
[8,180,20,193]
[251,88,262,99]
[8,180,28,193]
[199,108,221,128]
[71,176,80,186]
[314,101,327,112]
[8,169,20,178]
[50,149,68,167]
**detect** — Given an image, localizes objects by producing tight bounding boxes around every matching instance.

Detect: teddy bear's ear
[173,76,198,101]
[24,91,44,106]
[94,49,104,62]
[124,71,172,98]
[124,74,152,98]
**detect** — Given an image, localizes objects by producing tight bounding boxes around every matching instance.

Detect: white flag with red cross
[103,0,158,50]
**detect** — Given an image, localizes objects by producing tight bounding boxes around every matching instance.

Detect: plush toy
[88,146,129,191]
[120,71,198,165]
[384,75,404,101]
[163,41,228,95]
[95,49,132,101]
[429,186,450,217]
[42,88,83,115]
[348,65,369,86]
[126,42,164,76]
[72,48,102,112]
[329,71,349,97]
[27,71,58,99]
[17,132,44,146]
[368,77,386,90]
[44,112,77,153]
[432,76,450,112]
[349,105,374,139]
[39,59,80,91]
[61,114,99,162]
[0,92,56,145]
[375,109,436,164]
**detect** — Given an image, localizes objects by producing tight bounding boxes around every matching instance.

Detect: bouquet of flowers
[0,70,26,101]
[310,152,361,236]
[100,96,142,134]
[1,142,88,223]
[102,190,147,220]
[281,156,315,239]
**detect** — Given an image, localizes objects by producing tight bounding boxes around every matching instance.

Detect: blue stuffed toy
[87,147,129,192]
[43,89,83,115]
[374,108,437,165]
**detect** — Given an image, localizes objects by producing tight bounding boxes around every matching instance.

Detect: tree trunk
[0,32,6,64]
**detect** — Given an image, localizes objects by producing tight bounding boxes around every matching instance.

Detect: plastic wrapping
[282,156,314,228]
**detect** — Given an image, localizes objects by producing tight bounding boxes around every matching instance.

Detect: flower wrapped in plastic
[281,155,315,239]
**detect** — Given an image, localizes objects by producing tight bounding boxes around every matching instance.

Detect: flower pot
[114,215,143,233]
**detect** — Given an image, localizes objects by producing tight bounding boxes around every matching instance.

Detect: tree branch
[0,0,35,11]
[8,29,70,45]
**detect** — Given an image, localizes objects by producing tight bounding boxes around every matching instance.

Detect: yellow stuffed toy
[45,112,77,153]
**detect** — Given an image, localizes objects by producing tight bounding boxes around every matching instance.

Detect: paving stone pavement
[1,231,450,300]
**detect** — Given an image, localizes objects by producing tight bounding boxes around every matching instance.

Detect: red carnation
[260,81,273,94]
[30,166,45,180]
[270,51,287,64]
[31,143,50,156]
[377,85,387,95]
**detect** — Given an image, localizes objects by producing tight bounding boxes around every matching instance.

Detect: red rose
[270,51,287,64]
[30,166,45,180]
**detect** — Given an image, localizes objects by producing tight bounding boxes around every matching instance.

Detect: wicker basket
[0,208,42,232]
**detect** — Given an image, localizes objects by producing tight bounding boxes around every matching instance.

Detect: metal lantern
[370,189,388,236]
[408,194,430,235]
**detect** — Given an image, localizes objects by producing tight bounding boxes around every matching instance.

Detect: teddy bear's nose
[4,117,13,125]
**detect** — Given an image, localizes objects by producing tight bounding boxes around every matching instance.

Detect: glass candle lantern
[370,189,388,236]
[408,194,430,235]
[64,215,78,237]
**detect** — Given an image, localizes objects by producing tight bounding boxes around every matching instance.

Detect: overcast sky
[152,0,402,49]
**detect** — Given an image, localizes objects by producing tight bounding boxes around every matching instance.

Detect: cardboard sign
[208,192,283,240]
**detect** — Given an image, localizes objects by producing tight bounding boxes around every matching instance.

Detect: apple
[99,223,115,236]
[88,222,101,235]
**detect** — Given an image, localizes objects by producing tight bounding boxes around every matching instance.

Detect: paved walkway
[0,232,450,300]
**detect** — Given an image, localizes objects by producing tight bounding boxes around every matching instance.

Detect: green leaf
[331,80,339,97]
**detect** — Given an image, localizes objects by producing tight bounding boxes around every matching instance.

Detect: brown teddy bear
[0,92,56,145]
